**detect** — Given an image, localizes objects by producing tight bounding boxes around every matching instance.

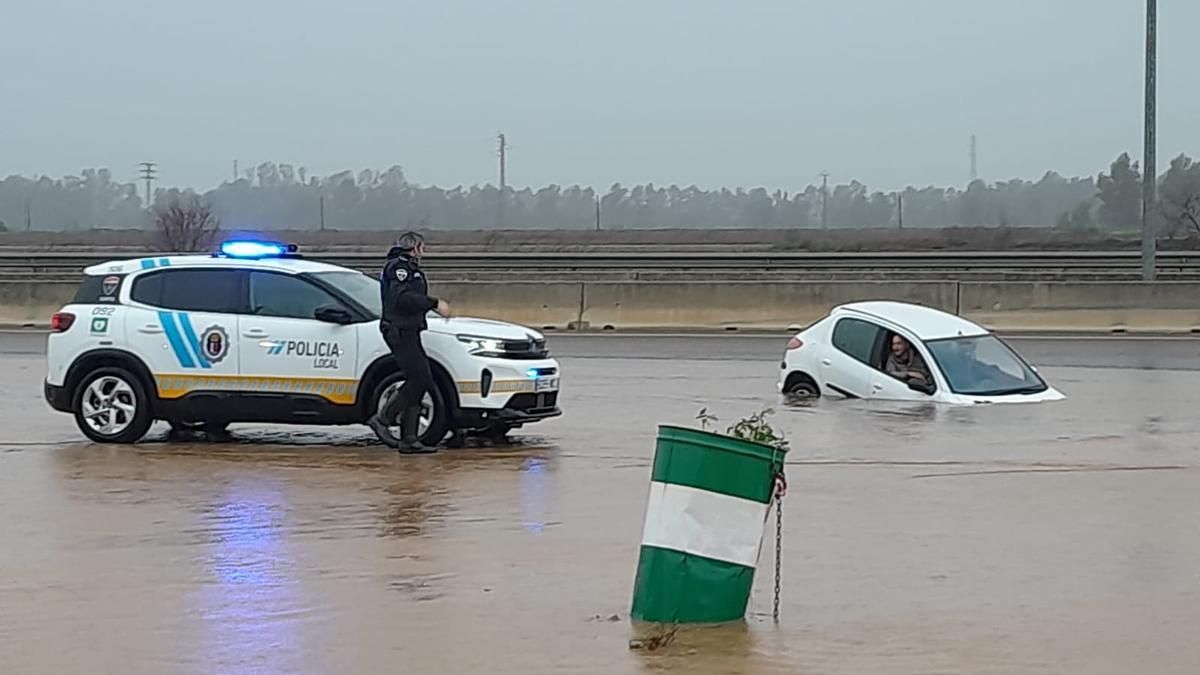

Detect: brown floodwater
[3,337,1200,674]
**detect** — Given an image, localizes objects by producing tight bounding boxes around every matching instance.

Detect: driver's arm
[909,352,932,382]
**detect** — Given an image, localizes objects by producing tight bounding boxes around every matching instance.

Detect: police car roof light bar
[215,240,301,259]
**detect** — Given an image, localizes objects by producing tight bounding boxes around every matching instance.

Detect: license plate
[535,376,559,392]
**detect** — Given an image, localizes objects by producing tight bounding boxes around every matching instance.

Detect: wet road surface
[3,335,1200,673]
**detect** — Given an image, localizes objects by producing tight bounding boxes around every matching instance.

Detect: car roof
[84,254,354,277]
[833,301,989,340]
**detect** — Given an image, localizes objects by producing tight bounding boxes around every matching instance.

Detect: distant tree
[1056,201,1095,230]
[1159,154,1200,238]
[153,194,221,251]
[1096,152,1142,230]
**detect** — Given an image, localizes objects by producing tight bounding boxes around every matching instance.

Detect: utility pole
[24,197,32,231]
[897,192,904,230]
[497,133,508,229]
[319,195,326,231]
[233,160,239,182]
[1141,0,1158,281]
[138,162,157,208]
[970,135,978,183]
[819,171,829,230]
[595,195,602,231]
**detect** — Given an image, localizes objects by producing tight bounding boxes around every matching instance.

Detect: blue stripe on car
[176,312,211,369]
[158,311,196,369]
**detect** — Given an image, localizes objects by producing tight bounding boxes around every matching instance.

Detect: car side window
[130,269,244,313]
[831,318,882,365]
[249,271,346,320]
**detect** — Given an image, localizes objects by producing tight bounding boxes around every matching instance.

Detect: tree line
[1,153,1197,235]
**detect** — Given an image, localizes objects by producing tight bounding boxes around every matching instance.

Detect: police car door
[125,266,243,395]
[240,270,359,404]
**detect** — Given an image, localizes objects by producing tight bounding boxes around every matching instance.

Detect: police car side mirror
[314,306,353,325]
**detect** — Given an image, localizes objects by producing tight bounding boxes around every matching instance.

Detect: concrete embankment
[5,280,1200,334]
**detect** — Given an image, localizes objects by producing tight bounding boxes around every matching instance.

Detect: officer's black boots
[367,413,400,449]
[397,407,436,454]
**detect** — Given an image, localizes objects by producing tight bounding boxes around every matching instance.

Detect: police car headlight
[457,335,504,356]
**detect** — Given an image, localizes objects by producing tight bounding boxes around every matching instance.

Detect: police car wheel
[373,373,449,447]
[72,367,154,444]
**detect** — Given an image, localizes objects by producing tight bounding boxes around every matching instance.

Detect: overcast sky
[3,0,1197,193]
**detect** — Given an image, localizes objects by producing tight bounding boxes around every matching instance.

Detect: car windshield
[925,334,1047,396]
[309,270,381,318]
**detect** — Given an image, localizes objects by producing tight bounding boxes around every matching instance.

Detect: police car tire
[72,366,154,444]
[373,372,450,447]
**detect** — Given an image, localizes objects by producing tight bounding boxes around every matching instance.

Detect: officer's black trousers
[380,327,435,427]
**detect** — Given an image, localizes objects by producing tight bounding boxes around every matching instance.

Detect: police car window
[831,318,882,365]
[132,269,242,313]
[73,274,124,304]
[310,271,381,318]
[249,271,344,320]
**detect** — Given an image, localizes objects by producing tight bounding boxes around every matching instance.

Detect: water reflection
[631,621,770,673]
[520,456,549,533]
[194,480,304,675]
[378,462,449,540]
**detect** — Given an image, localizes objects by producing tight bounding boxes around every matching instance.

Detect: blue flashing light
[526,368,540,380]
[219,240,288,259]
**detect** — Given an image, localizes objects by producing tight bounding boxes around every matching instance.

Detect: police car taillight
[50,312,76,333]
[786,337,804,350]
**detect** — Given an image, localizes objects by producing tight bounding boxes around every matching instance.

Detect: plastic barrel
[630,424,788,624]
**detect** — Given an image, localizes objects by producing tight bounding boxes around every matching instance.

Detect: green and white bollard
[630,424,788,625]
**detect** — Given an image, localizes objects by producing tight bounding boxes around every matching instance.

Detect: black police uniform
[371,245,440,450]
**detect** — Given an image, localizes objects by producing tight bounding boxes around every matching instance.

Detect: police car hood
[424,314,544,341]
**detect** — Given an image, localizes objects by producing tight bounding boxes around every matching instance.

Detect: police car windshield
[309,271,381,318]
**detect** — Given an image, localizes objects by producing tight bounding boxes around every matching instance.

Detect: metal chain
[772,472,786,623]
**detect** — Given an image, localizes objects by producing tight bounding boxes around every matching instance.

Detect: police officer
[366,231,451,453]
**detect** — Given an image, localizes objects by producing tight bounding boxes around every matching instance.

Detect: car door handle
[242,329,269,338]
[138,324,164,334]
[821,358,832,366]
[872,383,884,392]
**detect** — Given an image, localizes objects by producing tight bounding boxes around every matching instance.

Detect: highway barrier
[6,280,1200,334]
[4,250,1200,282]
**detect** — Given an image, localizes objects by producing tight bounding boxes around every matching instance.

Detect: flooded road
[3,335,1200,674]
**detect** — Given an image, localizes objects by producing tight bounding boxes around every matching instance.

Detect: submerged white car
[777,301,1064,405]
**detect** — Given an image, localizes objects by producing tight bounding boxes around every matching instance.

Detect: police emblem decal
[395,268,408,282]
[200,325,230,364]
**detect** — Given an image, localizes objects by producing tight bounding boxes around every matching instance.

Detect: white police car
[43,241,562,445]
[778,301,1065,405]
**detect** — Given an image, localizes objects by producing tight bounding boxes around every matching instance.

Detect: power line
[819,171,829,230]
[498,132,507,191]
[138,162,157,208]
[970,135,979,183]
[497,133,508,229]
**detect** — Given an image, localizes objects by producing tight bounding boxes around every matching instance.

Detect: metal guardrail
[1,250,1199,280]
